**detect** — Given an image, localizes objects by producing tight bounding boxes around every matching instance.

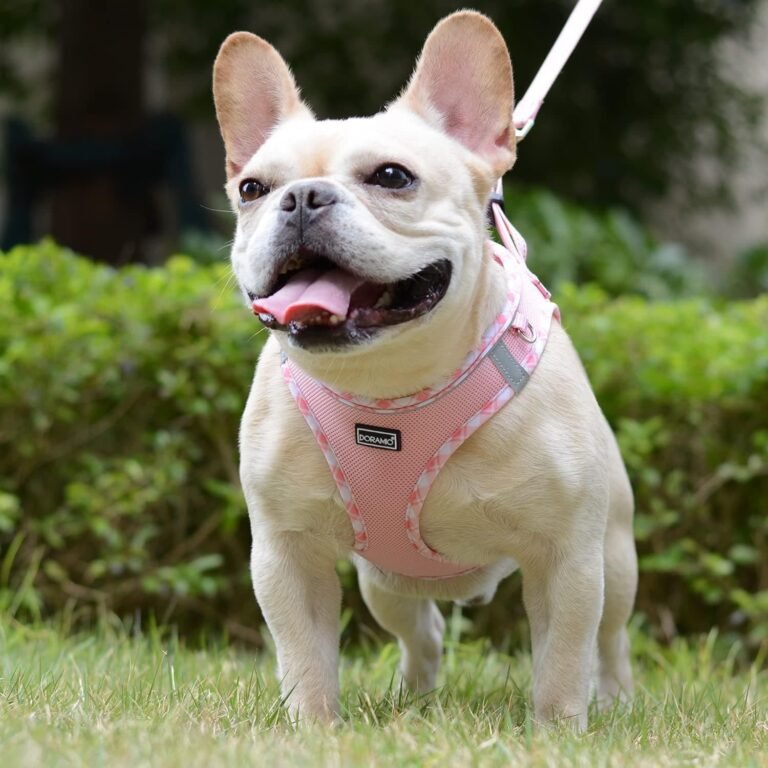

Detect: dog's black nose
[279,181,338,229]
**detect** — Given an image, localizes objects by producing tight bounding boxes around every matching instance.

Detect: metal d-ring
[517,322,537,344]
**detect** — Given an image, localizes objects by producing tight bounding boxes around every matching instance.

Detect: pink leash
[512,0,605,140]
[495,0,604,220]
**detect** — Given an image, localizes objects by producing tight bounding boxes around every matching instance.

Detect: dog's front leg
[522,544,604,731]
[250,527,342,724]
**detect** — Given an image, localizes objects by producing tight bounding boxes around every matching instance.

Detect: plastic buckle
[515,118,535,141]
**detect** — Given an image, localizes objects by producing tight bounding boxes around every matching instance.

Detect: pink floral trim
[327,249,523,414]
[282,365,369,552]
[404,386,516,560]
[404,318,552,560]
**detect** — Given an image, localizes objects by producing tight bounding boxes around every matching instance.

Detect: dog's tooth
[374,290,393,309]
[329,314,341,325]
[280,256,302,275]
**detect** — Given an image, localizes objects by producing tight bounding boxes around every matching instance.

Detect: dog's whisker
[213,268,235,289]
[212,270,241,307]
[247,325,269,343]
[201,204,235,215]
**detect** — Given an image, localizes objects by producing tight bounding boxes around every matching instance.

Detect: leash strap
[492,1,604,235]
[513,0,604,139]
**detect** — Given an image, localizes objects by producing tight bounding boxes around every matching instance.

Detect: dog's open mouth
[251,249,451,345]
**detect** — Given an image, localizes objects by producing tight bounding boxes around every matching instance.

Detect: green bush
[0,241,261,639]
[560,284,768,646]
[727,243,768,298]
[1,243,766,647]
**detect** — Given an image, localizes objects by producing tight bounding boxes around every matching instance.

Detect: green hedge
[1,242,766,647]
[503,188,710,299]
[0,242,260,640]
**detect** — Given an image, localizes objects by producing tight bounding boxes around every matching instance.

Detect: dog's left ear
[394,11,515,177]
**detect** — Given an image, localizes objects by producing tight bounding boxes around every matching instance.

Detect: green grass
[1,614,766,767]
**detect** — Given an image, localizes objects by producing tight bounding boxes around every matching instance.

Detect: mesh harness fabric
[281,206,559,579]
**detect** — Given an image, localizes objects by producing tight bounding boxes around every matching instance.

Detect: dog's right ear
[213,32,313,179]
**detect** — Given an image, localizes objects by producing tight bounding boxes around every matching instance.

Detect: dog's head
[213,11,516,391]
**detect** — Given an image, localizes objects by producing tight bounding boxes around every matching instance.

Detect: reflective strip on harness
[488,338,530,393]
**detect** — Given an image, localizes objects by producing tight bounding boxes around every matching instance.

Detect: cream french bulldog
[212,10,637,730]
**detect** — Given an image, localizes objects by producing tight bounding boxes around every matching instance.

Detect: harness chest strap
[281,222,558,579]
[276,0,604,577]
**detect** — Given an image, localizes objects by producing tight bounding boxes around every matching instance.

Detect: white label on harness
[355,424,401,451]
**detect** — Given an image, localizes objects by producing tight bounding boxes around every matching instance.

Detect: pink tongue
[252,268,366,325]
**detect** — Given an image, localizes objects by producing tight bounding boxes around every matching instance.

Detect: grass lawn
[1,613,766,767]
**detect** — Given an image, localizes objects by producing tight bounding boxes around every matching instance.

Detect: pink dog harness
[282,204,559,579]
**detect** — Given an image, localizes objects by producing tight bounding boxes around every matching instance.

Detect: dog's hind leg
[358,573,445,693]
[596,473,637,707]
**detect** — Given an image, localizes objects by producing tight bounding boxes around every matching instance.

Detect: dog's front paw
[533,701,588,733]
[285,694,340,727]
[399,603,445,693]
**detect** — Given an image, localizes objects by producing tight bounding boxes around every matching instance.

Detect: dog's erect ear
[213,32,313,179]
[395,11,515,177]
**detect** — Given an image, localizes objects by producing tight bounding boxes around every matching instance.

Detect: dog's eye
[366,164,415,190]
[239,179,270,203]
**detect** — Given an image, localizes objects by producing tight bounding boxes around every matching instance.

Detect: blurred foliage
[726,243,768,297]
[0,242,259,640]
[557,283,768,647]
[0,0,50,106]
[504,187,710,299]
[0,0,764,211]
[1,231,767,647]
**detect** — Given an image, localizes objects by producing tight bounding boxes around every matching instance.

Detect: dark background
[1,0,765,265]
